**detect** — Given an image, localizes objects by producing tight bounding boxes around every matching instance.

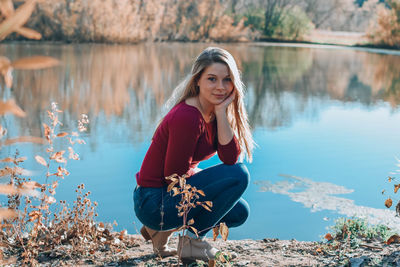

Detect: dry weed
[166,173,231,265]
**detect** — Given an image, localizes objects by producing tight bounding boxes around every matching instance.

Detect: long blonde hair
[165,47,254,162]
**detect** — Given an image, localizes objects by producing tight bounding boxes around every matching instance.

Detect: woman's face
[197,63,234,107]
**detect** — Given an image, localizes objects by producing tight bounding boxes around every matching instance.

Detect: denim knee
[229,163,250,192]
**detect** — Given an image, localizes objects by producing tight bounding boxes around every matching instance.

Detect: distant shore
[3,29,400,53]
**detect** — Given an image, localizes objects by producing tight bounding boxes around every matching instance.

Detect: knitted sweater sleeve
[217,135,241,165]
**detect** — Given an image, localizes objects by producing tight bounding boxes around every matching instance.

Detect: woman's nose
[216,80,225,90]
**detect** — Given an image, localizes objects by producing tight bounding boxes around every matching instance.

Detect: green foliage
[243,8,264,32]
[268,6,314,40]
[329,217,397,248]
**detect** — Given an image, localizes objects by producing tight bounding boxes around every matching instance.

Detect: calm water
[1,42,400,241]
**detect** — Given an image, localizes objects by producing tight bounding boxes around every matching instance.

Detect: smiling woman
[133,47,255,263]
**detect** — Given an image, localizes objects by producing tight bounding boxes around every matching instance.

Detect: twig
[359,244,383,250]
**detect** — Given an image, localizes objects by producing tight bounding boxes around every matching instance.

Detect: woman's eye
[224,78,232,82]
[208,77,216,82]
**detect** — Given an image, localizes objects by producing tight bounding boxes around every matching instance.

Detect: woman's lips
[213,94,225,98]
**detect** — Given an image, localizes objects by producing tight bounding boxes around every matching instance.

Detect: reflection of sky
[1,43,400,241]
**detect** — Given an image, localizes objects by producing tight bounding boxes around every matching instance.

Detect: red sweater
[136,101,241,187]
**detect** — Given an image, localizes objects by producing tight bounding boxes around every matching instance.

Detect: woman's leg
[217,198,249,228]
[169,163,250,236]
[134,163,250,235]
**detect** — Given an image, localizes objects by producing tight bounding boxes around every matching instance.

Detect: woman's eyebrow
[206,73,230,77]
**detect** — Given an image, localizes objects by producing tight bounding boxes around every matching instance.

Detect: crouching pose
[133,46,254,263]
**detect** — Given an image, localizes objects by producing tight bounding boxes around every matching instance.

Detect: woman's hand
[214,90,235,145]
[214,90,236,116]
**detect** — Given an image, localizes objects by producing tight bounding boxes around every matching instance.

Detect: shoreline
[2,36,400,54]
[3,234,400,266]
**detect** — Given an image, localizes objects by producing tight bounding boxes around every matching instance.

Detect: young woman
[133,47,254,263]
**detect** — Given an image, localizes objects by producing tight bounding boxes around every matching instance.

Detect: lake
[1,42,400,241]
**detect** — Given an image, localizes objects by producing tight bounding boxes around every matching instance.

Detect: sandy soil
[4,234,400,267]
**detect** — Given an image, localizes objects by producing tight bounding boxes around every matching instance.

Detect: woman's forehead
[203,63,230,76]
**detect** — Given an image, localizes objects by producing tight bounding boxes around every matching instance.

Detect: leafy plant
[166,173,231,265]
[327,217,396,247]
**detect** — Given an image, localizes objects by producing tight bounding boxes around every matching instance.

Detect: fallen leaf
[385,198,393,208]
[386,234,400,245]
[325,233,333,241]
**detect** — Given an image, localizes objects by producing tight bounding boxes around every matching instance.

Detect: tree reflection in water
[0,42,400,141]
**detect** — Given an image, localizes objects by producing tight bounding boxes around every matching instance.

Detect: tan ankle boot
[140,226,177,257]
[177,235,219,263]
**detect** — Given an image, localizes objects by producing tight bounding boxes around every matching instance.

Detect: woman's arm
[214,92,241,164]
[214,92,235,145]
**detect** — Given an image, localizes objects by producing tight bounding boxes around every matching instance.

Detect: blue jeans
[133,163,250,236]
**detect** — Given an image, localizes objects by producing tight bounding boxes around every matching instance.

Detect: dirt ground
[4,234,400,267]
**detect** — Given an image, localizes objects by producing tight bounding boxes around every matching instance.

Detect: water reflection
[255,175,400,233]
[0,43,400,139]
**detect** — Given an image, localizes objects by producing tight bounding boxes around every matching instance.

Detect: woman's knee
[228,163,250,190]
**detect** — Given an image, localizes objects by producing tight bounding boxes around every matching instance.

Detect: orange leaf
[57,132,69,138]
[0,0,37,41]
[394,184,400,194]
[22,181,41,189]
[324,233,333,241]
[386,234,400,245]
[219,222,229,241]
[11,56,60,70]
[204,201,213,208]
[35,155,47,167]
[0,0,14,17]
[50,151,66,163]
[212,226,219,241]
[15,27,41,40]
[188,219,194,225]
[0,99,25,117]
[197,189,205,197]
[189,226,198,237]
[201,203,212,212]
[0,157,13,163]
[385,198,393,208]
[167,180,177,193]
